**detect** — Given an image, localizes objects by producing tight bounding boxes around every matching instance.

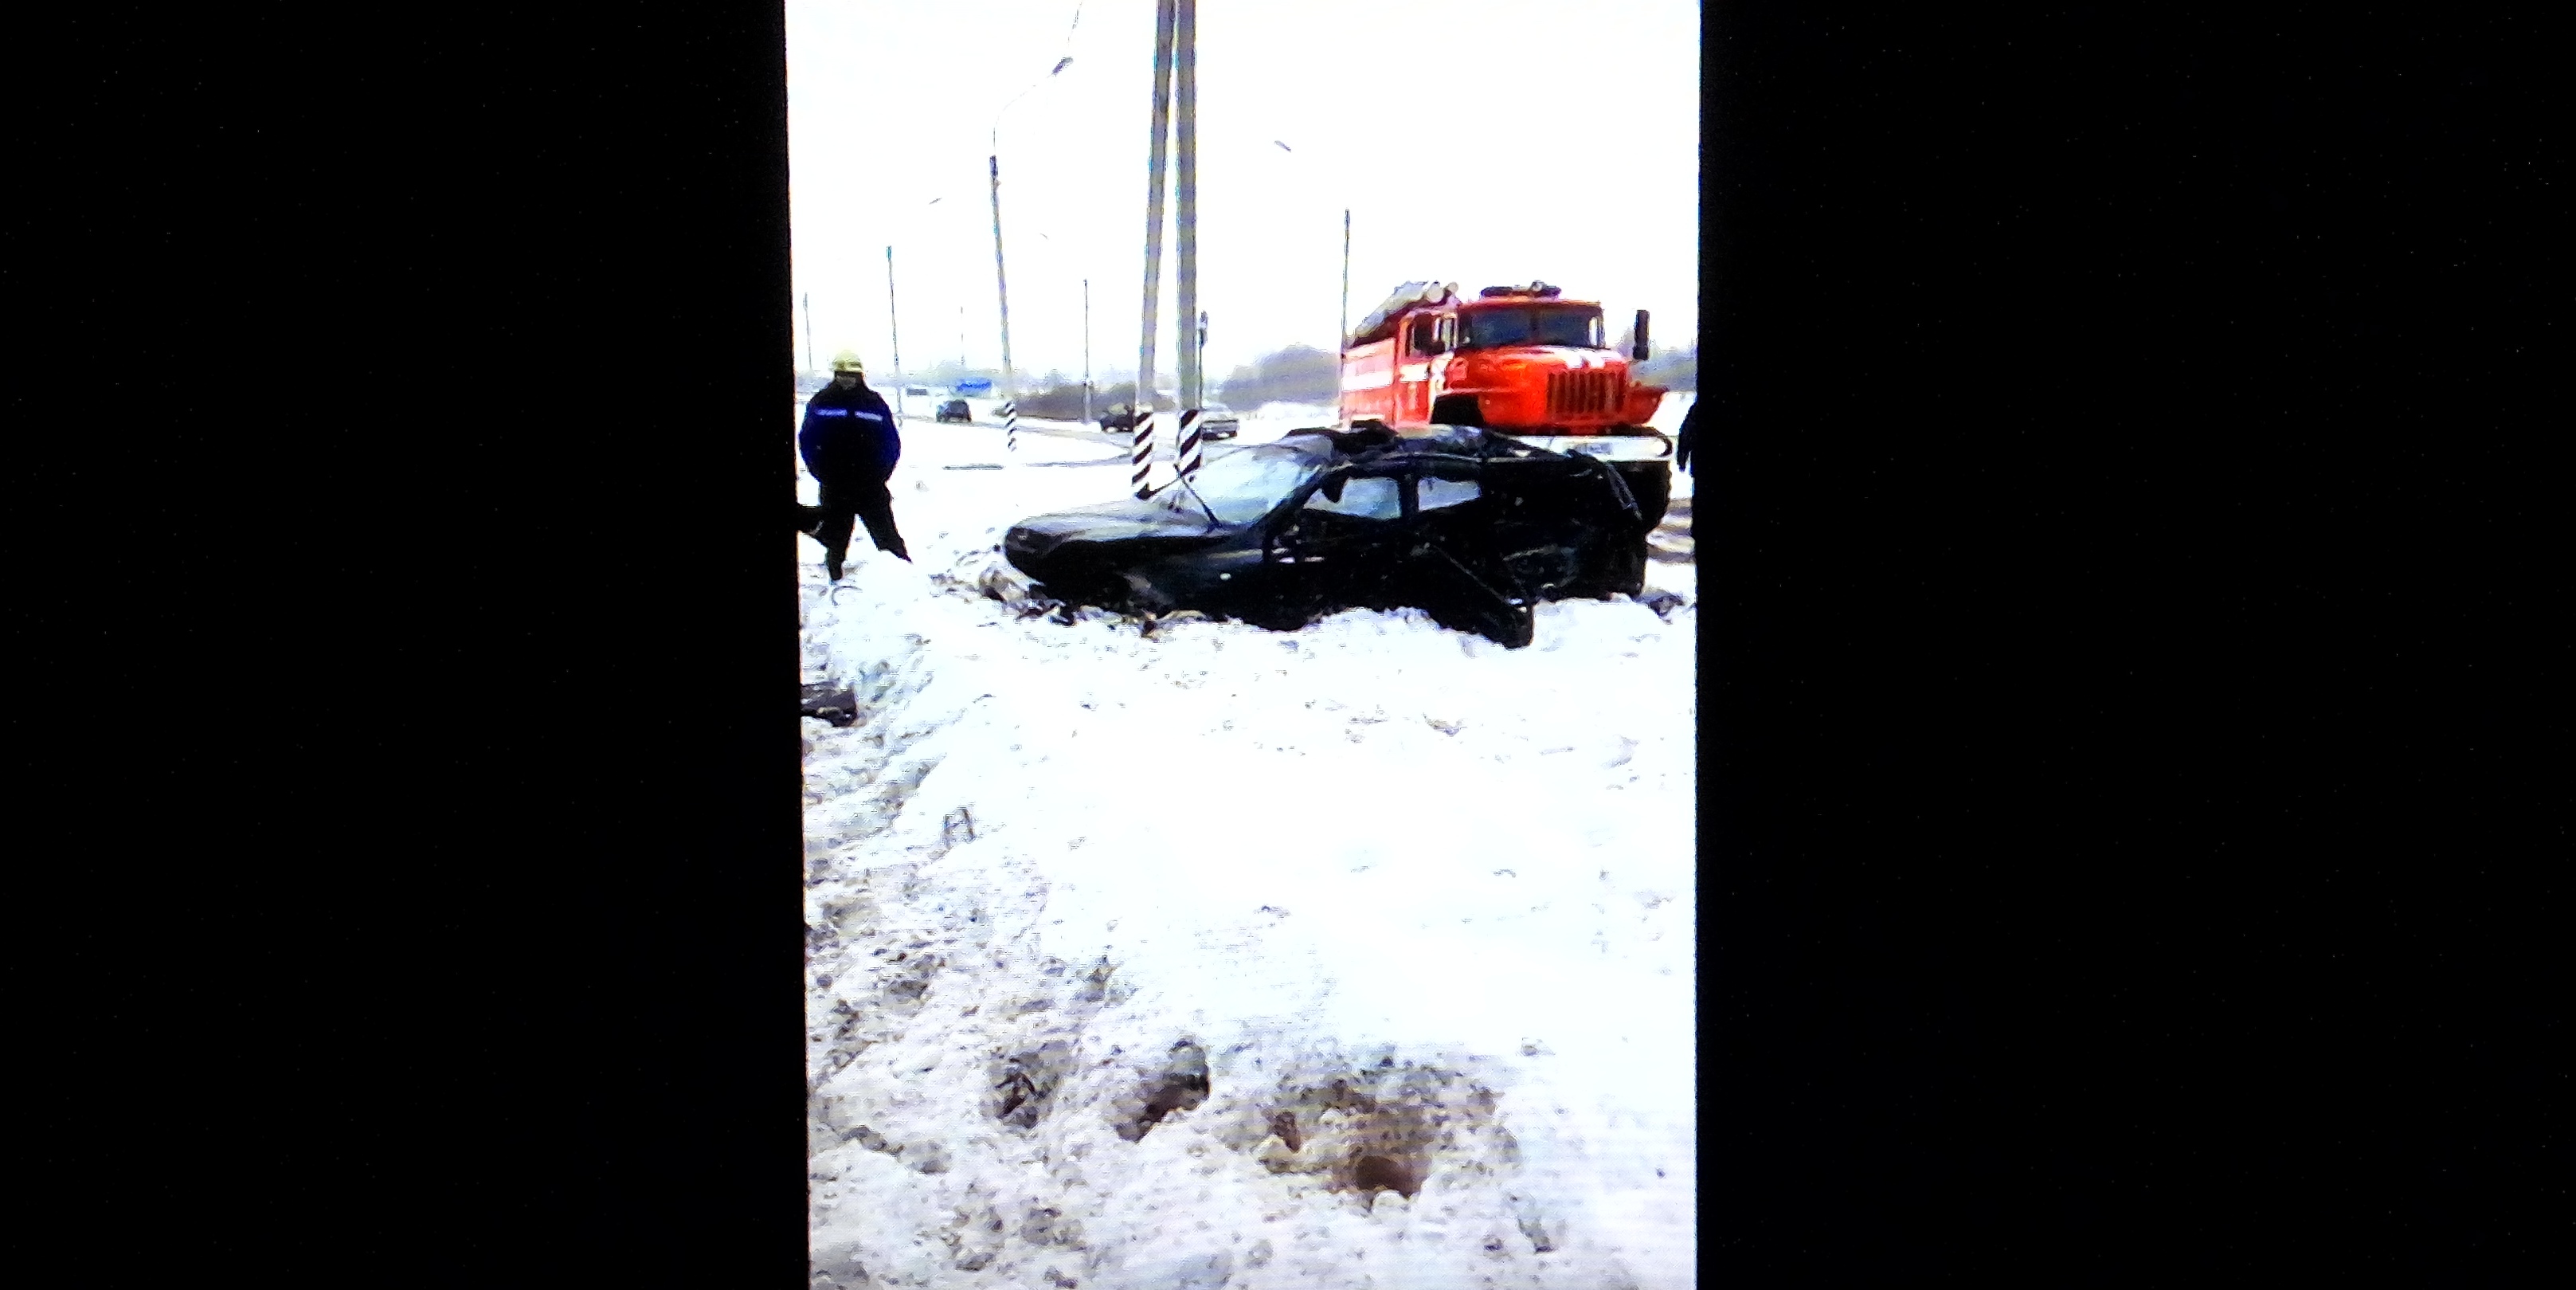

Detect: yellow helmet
[830,350,865,374]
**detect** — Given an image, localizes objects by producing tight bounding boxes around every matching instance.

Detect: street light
[1263,138,1354,393]
[989,57,1073,445]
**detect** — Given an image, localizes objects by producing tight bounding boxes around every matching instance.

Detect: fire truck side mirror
[1632,309,1651,362]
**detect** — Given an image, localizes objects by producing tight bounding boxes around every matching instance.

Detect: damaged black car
[1000,424,1670,648]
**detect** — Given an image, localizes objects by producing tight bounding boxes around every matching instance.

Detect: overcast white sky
[787,0,1700,385]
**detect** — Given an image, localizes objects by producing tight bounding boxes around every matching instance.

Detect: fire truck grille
[1547,369,1621,418]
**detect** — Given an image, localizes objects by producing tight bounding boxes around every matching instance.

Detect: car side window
[1303,476,1403,520]
[1416,476,1482,511]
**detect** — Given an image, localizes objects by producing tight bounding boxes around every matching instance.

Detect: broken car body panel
[1000,425,1666,649]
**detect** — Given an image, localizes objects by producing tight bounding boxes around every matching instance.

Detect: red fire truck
[1340,280,1674,523]
[1341,280,1666,432]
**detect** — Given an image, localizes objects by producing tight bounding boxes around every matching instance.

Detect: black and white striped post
[1130,408,1157,499]
[1175,406,1204,481]
[1133,0,1176,501]
[1001,398,1020,452]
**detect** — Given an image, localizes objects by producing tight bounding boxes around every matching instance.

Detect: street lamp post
[884,246,905,421]
[990,56,1072,451]
[1341,208,1351,423]
[1266,139,1352,378]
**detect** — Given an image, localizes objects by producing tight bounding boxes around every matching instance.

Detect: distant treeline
[1004,344,1344,422]
[1632,347,1696,391]
[1205,340,1694,400]
[1017,382,1134,421]
[1218,345,1341,409]
[819,339,1692,414]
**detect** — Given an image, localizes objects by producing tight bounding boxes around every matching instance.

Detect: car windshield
[1458,307,1604,350]
[1157,444,1323,525]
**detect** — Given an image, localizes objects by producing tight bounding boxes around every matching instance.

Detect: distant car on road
[1094,402,1239,437]
[906,386,933,397]
[935,398,973,424]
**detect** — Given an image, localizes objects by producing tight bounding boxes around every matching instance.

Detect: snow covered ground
[799,394,1696,1289]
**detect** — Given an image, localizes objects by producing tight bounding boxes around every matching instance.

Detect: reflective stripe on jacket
[798,383,900,484]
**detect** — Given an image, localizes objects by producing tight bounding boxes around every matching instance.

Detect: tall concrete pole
[1082,277,1092,425]
[802,292,815,378]
[989,59,1068,447]
[1133,0,1178,498]
[1173,0,1200,412]
[989,154,1015,402]
[883,247,905,420]
[1339,209,1351,422]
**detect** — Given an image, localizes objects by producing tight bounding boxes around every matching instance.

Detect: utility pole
[802,292,816,379]
[1173,0,1199,414]
[1339,209,1351,424]
[884,247,904,421]
[989,154,1020,447]
[1133,0,1178,499]
[1082,277,1092,426]
[989,59,1068,451]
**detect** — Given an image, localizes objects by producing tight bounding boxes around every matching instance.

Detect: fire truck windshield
[1458,307,1603,350]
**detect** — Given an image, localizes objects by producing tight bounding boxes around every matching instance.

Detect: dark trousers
[816,478,909,568]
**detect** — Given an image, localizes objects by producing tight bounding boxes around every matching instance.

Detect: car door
[1263,471,1406,611]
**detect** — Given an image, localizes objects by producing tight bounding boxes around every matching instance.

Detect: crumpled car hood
[1005,497,1224,564]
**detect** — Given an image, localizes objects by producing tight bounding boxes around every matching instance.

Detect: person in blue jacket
[799,351,910,578]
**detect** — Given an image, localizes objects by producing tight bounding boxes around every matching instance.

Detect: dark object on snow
[801,683,859,727]
[935,398,972,424]
[1000,424,1668,649]
[1121,1041,1211,1141]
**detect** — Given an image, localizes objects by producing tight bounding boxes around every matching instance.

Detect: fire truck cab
[1340,280,1667,438]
